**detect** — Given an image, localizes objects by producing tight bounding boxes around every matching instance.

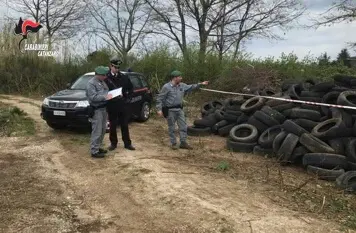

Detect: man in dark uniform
[104,57,136,151]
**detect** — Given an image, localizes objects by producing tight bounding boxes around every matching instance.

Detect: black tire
[258,125,283,148]
[254,110,280,127]
[348,161,356,171]
[299,97,322,102]
[273,131,288,154]
[300,91,324,98]
[311,118,351,139]
[292,119,319,132]
[272,103,295,112]
[261,106,286,123]
[253,145,274,157]
[187,126,211,137]
[345,138,356,163]
[229,124,259,143]
[337,91,356,114]
[137,102,150,122]
[223,112,240,122]
[282,120,309,137]
[300,104,321,112]
[328,138,345,155]
[209,100,224,110]
[300,133,335,153]
[247,116,269,133]
[240,97,266,113]
[336,171,356,193]
[218,123,236,137]
[193,114,217,128]
[261,89,277,96]
[236,114,249,124]
[266,95,291,107]
[277,133,299,164]
[46,121,67,130]
[226,138,256,153]
[331,108,353,128]
[332,74,356,86]
[307,166,345,181]
[303,153,347,169]
[288,108,321,121]
[286,84,302,100]
[211,120,229,134]
[214,110,225,121]
[291,146,309,163]
[201,102,215,116]
[321,91,340,116]
[310,81,335,93]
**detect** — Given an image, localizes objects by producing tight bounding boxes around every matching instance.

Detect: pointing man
[86,66,113,158]
[156,70,209,150]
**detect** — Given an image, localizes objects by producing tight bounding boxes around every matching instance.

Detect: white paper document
[108,88,122,98]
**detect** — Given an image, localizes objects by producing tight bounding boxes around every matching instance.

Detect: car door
[128,74,144,114]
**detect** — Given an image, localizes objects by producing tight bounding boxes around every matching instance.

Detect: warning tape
[200,88,356,111]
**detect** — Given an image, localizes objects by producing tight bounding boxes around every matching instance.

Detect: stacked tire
[189,74,356,192]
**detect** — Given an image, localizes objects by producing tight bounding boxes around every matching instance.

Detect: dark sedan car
[41,71,153,130]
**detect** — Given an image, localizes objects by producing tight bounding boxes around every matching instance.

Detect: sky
[0,0,355,61]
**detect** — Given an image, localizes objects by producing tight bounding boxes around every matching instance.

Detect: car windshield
[70,74,94,90]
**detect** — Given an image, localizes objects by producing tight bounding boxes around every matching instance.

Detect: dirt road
[0,95,351,232]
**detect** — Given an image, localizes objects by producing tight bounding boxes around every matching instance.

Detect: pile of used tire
[187,74,356,192]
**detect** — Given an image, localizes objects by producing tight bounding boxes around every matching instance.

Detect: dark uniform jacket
[104,71,134,109]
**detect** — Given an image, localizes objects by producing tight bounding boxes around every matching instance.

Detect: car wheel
[137,102,150,122]
[47,121,66,130]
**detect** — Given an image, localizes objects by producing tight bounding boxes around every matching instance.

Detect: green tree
[318,52,331,66]
[337,48,351,67]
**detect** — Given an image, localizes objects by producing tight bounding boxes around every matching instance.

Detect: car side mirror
[66,83,71,89]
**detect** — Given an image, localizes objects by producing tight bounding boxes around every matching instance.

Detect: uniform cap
[110,57,122,67]
[95,66,109,75]
[171,70,182,77]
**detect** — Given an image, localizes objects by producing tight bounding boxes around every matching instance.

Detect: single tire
[261,106,286,123]
[291,146,309,163]
[307,166,345,181]
[187,126,211,136]
[258,125,283,148]
[193,114,217,128]
[254,110,280,127]
[282,120,309,137]
[329,138,345,155]
[310,81,335,93]
[300,104,321,112]
[336,171,356,193]
[236,114,249,124]
[209,100,224,110]
[253,145,274,157]
[345,138,356,163]
[273,131,288,154]
[201,102,215,116]
[303,153,347,169]
[266,95,291,107]
[277,133,299,164]
[337,91,356,114]
[286,84,302,100]
[331,108,353,128]
[299,97,322,102]
[300,133,335,153]
[226,138,256,153]
[272,103,295,112]
[137,102,151,122]
[300,91,324,98]
[211,120,229,134]
[288,108,321,121]
[321,91,340,116]
[218,123,236,137]
[292,119,319,132]
[311,118,351,139]
[247,116,269,133]
[240,97,266,113]
[229,124,259,143]
[214,110,225,121]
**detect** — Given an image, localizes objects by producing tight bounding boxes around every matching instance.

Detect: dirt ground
[0,95,355,233]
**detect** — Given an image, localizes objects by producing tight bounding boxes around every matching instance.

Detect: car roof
[83,71,144,76]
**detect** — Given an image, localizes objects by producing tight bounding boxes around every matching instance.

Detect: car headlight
[75,100,90,108]
[42,98,49,106]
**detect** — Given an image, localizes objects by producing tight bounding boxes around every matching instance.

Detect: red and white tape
[200,88,356,111]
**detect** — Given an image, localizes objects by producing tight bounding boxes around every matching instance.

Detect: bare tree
[314,0,356,26]
[145,0,189,60]
[41,0,88,48]
[210,0,306,59]
[87,0,152,66]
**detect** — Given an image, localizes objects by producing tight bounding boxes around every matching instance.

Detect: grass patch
[216,161,230,171]
[0,103,35,136]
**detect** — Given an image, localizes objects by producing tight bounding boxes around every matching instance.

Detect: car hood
[49,89,87,101]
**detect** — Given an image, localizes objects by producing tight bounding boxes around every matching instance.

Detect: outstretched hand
[106,94,113,100]
[200,81,209,85]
